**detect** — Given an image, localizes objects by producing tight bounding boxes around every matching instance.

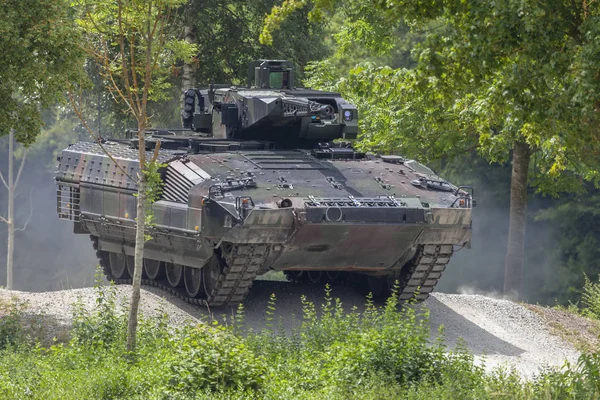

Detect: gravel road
[0,280,580,377]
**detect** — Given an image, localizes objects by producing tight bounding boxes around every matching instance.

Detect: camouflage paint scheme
[56,141,471,283]
[55,60,474,305]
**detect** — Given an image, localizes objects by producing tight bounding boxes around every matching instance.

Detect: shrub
[70,275,126,350]
[0,297,27,349]
[164,324,265,394]
[3,280,600,399]
[320,294,443,387]
[582,275,600,320]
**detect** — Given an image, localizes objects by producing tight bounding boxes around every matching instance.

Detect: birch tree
[72,0,195,352]
[0,131,30,289]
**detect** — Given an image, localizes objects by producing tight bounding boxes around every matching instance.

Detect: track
[92,236,452,306]
[285,245,454,302]
[398,244,453,301]
[91,236,270,307]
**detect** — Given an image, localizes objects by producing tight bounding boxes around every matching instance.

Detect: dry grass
[525,303,600,352]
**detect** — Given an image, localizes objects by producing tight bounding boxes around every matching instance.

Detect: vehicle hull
[56,139,472,306]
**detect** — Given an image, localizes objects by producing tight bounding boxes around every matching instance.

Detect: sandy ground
[0,280,581,377]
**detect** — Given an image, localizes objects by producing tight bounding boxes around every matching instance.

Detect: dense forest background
[1,0,599,306]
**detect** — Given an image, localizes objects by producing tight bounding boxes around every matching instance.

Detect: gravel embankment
[0,281,581,377]
[425,293,580,376]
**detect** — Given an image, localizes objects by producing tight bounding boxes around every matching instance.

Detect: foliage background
[1,0,600,306]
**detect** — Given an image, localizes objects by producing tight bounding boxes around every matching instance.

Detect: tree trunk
[503,141,531,297]
[6,129,14,290]
[181,23,197,109]
[127,129,146,353]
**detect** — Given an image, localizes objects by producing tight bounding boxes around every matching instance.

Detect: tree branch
[130,31,142,113]
[15,188,33,232]
[13,149,27,190]
[149,3,163,39]
[150,8,169,76]
[141,1,156,126]
[151,140,161,163]
[83,1,109,35]
[67,87,136,183]
[101,39,135,113]
[117,0,139,120]
[0,215,7,224]
[0,169,7,190]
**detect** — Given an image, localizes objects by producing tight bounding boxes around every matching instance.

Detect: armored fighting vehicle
[55,60,474,307]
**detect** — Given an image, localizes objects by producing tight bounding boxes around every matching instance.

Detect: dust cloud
[437,167,557,304]
[0,146,98,291]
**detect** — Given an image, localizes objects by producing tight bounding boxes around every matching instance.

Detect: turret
[181,60,358,147]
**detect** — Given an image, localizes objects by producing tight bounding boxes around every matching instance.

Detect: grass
[526,276,600,352]
[1,281,600,399]
[528,305,600,352]
[257,270,288,282]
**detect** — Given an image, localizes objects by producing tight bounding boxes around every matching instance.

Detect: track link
[91,235,270,307]
[208,243,270,306]
[398,244,453,302]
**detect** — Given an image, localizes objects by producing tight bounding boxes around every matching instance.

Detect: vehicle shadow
[144,281,524,357]
[421,296,524,357]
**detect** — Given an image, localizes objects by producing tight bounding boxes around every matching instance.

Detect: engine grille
[162,159,210,203]
[242,151,327,170]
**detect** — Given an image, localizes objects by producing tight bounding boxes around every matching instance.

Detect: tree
[0,0,82,288]
[0,131,30,289]
[263,0,600,297]
[72,0,196,352]
[178,0,329,87]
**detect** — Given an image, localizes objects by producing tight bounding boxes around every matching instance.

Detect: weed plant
[1,281,600,399]
[0,297,27,349]
[582,275,600,320]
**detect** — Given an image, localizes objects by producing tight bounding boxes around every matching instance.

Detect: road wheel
[325,271,341,282]
[307,270,323,283]
[184,266,203,298]
[202,256,222,297]
[165,263,184,288]
[126,256,135,277]
[144,259,164,280]
[108,253,130,279]
[284,271,304,282]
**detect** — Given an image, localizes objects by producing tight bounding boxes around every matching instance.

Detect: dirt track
[0,280,581,377]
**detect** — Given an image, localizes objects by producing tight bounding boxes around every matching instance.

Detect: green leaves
[6,283,600,398]
[0,0,84,145]
[277,0,600,194]
[165,325,265,393]
[261,0,308,46]
[72,0,197,126]
[304,61,476,162]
